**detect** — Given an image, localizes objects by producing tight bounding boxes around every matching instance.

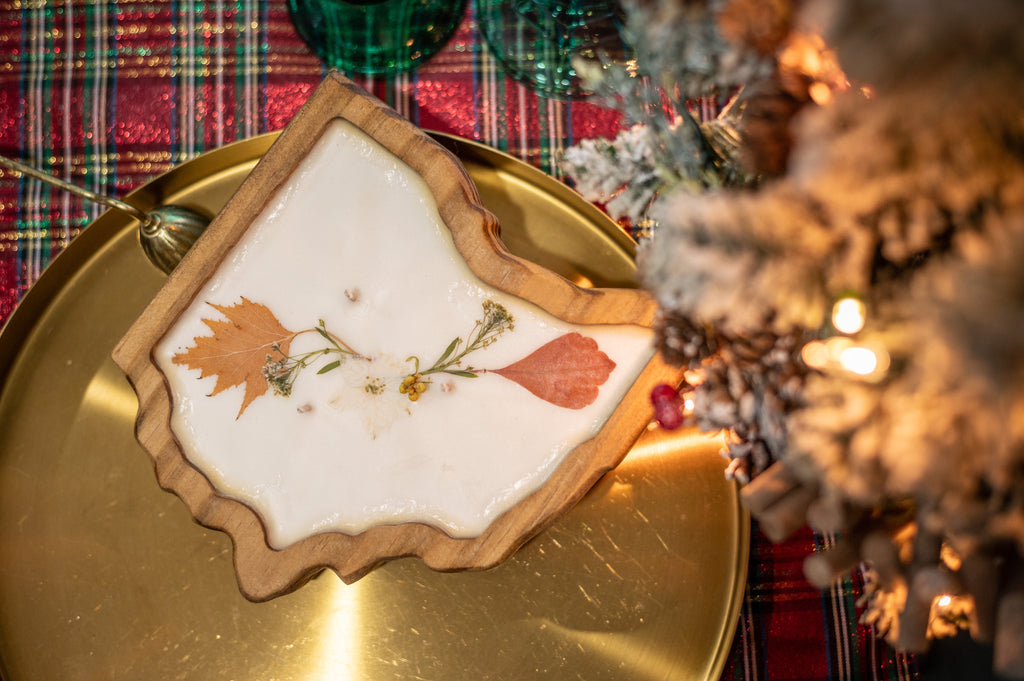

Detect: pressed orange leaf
[172,298,297,417]
[493,332,616,409]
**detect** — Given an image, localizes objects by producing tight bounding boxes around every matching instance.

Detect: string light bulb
[832,296,866,335]
[803,296,890,381]
[778,31,848,107]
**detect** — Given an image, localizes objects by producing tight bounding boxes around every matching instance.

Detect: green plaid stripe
[19,0,55,285]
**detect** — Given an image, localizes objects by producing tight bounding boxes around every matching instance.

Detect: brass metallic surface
[0,133,748,681]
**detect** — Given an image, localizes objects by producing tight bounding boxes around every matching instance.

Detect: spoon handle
[0,153,152,225]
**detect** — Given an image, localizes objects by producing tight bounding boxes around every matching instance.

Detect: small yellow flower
[399,373,428,401]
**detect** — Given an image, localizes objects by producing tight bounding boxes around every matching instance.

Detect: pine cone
[659,316,810,478]
[653,309,722,368]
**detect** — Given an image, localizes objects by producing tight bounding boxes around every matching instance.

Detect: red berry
[650,382,684,430]
[654,399,684,430]
[649,382,680,406]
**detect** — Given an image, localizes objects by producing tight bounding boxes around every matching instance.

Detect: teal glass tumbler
[474,0,629,98]
[288,0,467,75]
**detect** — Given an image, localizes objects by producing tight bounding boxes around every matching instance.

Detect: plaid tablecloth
[0,2,918,679]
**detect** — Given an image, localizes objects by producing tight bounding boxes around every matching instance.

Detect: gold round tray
[0,133,747,681]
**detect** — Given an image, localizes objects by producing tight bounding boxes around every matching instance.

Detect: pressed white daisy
[328,353,412,439]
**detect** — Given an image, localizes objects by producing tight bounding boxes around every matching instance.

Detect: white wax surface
[156,120,653,548]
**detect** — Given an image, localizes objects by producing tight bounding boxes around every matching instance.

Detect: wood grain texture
[112,72,684,601]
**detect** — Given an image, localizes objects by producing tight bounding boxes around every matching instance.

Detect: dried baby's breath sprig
[401,300,515,400]
[262,319,363,397]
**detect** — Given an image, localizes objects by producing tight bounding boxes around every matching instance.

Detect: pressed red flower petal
[493,332,617,409]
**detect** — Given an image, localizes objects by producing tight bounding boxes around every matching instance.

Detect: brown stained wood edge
[112,72,684,601]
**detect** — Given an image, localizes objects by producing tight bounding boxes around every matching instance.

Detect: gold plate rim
[0,132,748,681]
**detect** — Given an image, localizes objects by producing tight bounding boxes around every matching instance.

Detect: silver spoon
[0,154,209,274]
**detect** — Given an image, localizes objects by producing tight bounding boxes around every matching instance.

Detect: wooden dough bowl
[112,73,683,601]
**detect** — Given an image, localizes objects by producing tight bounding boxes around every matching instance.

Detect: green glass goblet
[288,0,468,75]
[475,0,630,98]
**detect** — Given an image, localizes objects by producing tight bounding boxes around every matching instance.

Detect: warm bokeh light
[778,31,848,106]
[801,339,830,369]
[832,297,866,335]
[808,81,833,106]
[802,335,890,381]
[839,345,878,375]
